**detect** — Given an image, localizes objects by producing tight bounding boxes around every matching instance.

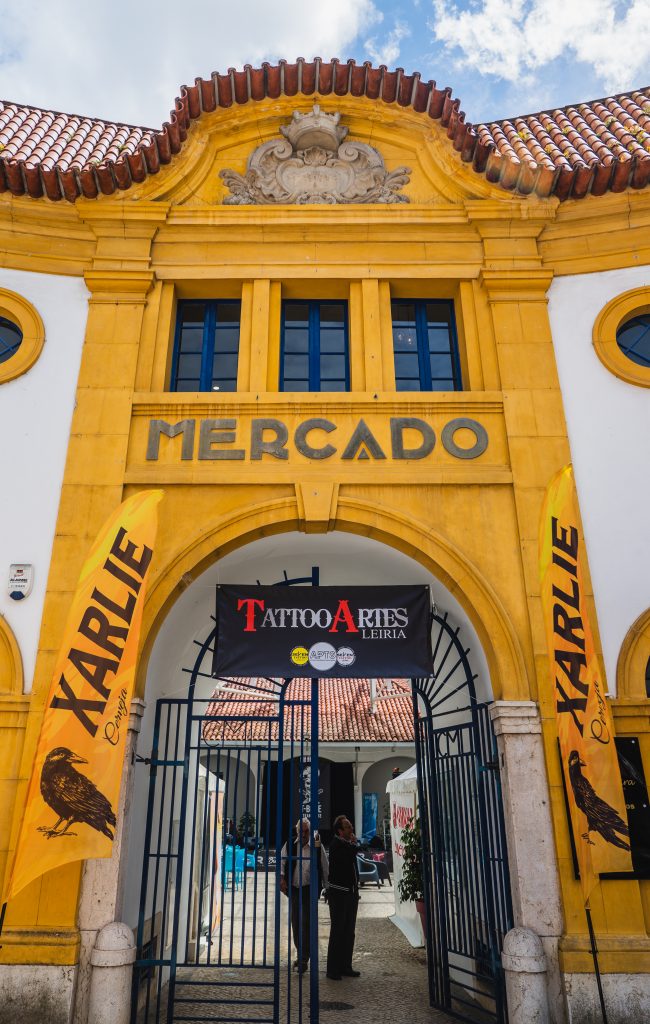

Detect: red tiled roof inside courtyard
[202,677,414,744]
[1,59,649,202]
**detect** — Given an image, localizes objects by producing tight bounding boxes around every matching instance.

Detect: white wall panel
[548,264,650,693]
[0,268,88,692]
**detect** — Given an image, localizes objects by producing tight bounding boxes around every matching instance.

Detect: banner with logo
[539,465,631,902]
[4,489,163,901]
[214,585,431,678]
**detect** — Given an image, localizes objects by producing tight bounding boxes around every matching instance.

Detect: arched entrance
[125,532,512,1024]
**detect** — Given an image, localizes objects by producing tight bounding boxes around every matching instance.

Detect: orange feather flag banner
[539,465,632,904]
[4,489,163,901]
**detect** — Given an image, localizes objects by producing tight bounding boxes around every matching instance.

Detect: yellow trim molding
[0,289,45,385]
[592,287,650,389]
[617,606,650,701]
[0,616,23,695]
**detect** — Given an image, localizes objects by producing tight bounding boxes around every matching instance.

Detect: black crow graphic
[37,747,116,840]
[568,749,630,851]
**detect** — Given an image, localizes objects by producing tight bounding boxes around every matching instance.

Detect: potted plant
[397,815,426,941]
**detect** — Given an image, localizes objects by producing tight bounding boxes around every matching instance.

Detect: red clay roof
[1,59,649,203]
[203,677,414,744]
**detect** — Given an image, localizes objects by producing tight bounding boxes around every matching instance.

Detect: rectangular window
[391,300,461,392]
[172,300,241,392]
[280,300,349,392]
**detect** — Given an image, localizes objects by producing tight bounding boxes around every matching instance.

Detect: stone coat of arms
[219,105,410,205]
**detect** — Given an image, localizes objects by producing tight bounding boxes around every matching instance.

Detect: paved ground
[136,875,456,1022]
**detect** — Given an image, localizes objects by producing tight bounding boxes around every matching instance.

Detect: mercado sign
[146,415,488,462]
[214,584,432,678]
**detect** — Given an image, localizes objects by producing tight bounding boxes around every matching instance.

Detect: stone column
[488,700,566,1024]
[73,699,145,1024]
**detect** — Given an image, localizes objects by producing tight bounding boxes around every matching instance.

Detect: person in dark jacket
[326,815,361,980]
[280,819,329,973]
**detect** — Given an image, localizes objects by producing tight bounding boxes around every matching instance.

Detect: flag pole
[585,904,608,1023]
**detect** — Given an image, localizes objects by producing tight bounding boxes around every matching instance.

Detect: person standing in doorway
[280,819,328,973]
[326,815,361,980]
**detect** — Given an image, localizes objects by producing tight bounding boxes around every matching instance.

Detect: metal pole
[309,677,320,1022]
[586,905,609,1024]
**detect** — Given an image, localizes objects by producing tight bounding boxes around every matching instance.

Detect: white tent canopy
[386,764,424,947]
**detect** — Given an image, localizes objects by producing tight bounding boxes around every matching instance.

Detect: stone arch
[616,606,650,700]
[136,495,528,703]
[0,615,23,695]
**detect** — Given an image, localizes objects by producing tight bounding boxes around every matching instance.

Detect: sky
[0,0,648,128]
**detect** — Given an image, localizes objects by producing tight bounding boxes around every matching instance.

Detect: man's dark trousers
[326,889,359,976]
[291,887,311,967]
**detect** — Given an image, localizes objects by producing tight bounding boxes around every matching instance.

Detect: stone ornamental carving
[219,105,410,205]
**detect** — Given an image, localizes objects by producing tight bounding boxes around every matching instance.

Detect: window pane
[320,353,347,380]
[215,302,241,324]
[430,378,454,391]
[0,317,23,364]
[175,379,200,392]
[283,380,310,391]
[430,353,453,379]
[284,303,309,326]
[214,326,240,352]
[396,378,421,391]
[284,329,309,353]
[324,380,347,391]
[320,328,346,353]
[213,353,239,380]
[425,303,452,327]
[320,304,345,325]
[178,353,202,378]
[392,326,418,352]
[391,301,416,325]
[394,352,420,379]
[213,378,237,393]
[428,326,453,352]
[179,326,204,354]
[617,315,650,368]
[283,353,309,380]
[180,303,206,327]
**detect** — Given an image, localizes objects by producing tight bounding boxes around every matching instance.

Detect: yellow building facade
[0,65,650,1024]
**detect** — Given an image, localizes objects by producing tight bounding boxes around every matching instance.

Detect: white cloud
[365,19,412,67]
[0,0,381,126]
[431,0,650,93]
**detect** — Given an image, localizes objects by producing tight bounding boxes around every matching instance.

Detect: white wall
[548,263,650,693]
[0,268,88,693]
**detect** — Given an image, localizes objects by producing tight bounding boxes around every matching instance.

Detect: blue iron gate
[413,611,513,1024]
[131,624,321,1024]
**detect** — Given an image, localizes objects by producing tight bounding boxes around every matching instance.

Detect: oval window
[0,316,23,364]
[616,314,650,369]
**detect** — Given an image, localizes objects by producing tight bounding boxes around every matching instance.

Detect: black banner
[214,585,432,678]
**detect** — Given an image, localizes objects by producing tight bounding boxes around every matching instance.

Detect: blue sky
[0,0,648,127]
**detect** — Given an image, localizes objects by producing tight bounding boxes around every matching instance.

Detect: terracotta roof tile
[203,677,414,745]
[0,62,649,202]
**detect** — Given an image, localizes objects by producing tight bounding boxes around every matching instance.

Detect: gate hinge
[480,759,500,773]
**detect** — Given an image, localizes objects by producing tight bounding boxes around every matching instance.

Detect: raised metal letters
[198,419,245,460]
[146,418,195,461]
[250,419,289,460]
[440,417,488,460]
[294,418,337,460]
[390,417,436,460]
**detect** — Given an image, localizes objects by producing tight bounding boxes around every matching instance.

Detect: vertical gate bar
[131,697,164,1024]
[274,682,289,1024]
[165,702,191,1024]
[229,745,242,965]
[455,740,477,959]
[263,721,272,966]
[309,677,319,1023]
[240,732,253,964]
[185,710,204,965]
[428,713,452,1009]
[287,699,295,1024]
[298,698,305,1019]
[411,685,436,995]
[251,741,262,965]
[218,743,233,965]
[208,742,223,967]
[146,704,173,1023]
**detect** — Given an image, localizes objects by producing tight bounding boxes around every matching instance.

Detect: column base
[0,963,77,1024]
[564,972,650,1024]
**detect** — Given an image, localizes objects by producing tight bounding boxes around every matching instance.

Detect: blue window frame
[391,300,461,391]
[171,300,241,392]
[0,316,23,364]
[280,301,349,392]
